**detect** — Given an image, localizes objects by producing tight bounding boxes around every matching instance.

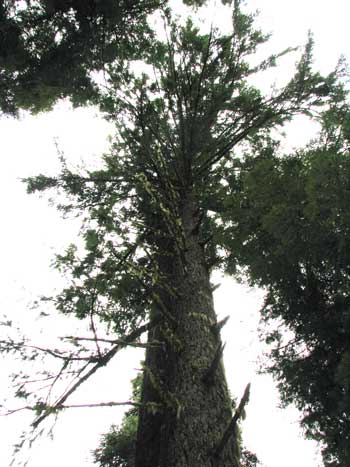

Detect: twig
[52,401,139,409]
[89,290,102,360]
[2,401,139,416]
[62,336,162,348]
[31,319,159,429]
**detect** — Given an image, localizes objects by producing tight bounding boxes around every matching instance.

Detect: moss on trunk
[135,194,239,467]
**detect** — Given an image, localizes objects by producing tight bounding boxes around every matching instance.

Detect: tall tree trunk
[135,192,239,467]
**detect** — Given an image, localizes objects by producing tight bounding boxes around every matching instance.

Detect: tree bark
[135,192,239,467]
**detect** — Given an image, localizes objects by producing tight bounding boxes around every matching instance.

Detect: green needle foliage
[0,0,166,114]
[94,374,142,467]
[220,96,350,466]
[22,9,333,343]
[1,1,348,466]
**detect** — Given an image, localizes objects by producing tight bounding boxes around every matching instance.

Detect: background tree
[0,0,167,114]
[0,1,344,467]
[93,375,142,467]
[219,95,350,466]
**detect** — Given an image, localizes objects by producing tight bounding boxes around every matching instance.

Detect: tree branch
[213,383,251,459]
[31,319,159,429]
[61,335,162,348]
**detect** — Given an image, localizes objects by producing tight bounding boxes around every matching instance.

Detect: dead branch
[50,401,140,409]
[213,383,251,459]
[61,336,163,348]
[2,401,139,417]
[203,342,226,386]
[31,318,159,429]
[211,315,230,336]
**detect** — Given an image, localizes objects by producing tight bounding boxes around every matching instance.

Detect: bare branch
[2,401,138,417]
[203,342,226,386]
[31,319,159,429]
[89,290,102,360]
[214,383,251,459]
[0,340,88,362]
[61,336,162,348]
[45,401,140,409]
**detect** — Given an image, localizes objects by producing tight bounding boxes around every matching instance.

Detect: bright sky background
[1,1,350,466]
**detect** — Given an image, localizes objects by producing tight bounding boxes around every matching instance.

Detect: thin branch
[192,26,213,124]
[48,401,140,409]
[61,336,162,348]
[31,319,159,429]
[2,406,31,416]
[45,359,69,406]
[2,401,139,417]
[0,340,88,362]
[89,289,102,360]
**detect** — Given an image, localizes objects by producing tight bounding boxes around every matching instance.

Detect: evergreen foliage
[1,1,348,466]
[0,0,165,114]
[94,375,141,467]
[221,99,350,466]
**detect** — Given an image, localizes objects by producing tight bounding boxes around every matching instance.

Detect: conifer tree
[0,2,342,466]
[224,96,350,467]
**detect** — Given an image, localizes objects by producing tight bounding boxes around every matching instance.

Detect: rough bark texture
[135,193,239,467]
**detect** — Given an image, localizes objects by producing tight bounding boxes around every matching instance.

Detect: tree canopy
[222,99,350,466]
[1,1,349,466]
[0,0,166,114]
[22,10,332,342]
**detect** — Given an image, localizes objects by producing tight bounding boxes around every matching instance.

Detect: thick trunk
[135,194,239,467]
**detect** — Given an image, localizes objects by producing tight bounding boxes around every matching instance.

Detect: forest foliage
[0,1,349,466]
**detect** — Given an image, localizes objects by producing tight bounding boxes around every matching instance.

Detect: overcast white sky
[1,1,350,466]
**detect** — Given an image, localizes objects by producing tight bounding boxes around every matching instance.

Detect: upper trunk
[135,192,239,467]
